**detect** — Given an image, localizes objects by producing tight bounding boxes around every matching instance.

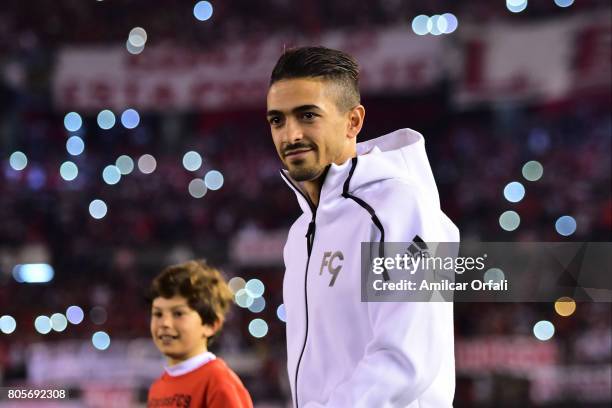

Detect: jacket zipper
[279,171,316,408]
[295,217,315,408]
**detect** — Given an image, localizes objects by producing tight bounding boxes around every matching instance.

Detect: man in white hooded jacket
[266,46,459,408]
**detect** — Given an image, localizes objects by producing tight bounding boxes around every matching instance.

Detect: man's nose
[282,118,303,144]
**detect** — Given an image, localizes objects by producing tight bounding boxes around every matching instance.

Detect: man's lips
[284,148,313,158]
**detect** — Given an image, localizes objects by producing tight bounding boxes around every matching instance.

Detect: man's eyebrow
[267,105,323,117]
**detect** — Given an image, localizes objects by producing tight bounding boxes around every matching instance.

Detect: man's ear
[347,105,365,140]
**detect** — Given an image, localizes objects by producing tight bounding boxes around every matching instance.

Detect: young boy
[147,260,253,407]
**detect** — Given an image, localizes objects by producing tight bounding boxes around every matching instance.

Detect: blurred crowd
[0,0,610,53]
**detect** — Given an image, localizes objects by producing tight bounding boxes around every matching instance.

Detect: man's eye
[173,311,183,317]
[269,117,281,125]
[153,312,162,318]
[301,112,316,120]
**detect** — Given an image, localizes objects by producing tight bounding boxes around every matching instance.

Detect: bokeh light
[276,304,287,322]
[89,199,108,219]
[120,108,140,129]
[522,160,543,181]
[555,215,577,236]
[228,277,246,294]
[97,110,116,130]
[66,136,85,156]
[188,179,207,198]
[116,155,134,175]
[499,210,520,231]
[193,1,214,21]
[484,268,505,283]
[235,289,254,308]
[412,15,429,36]
[60,161,78,181]
[248,297,266,313]
[9,151,28,171]
[128,27,147,47]
[533,320,555,341]
[12,264,54,283]
[138,154,157,174]
[503,181,525,203]
[435,14,448,34]
[92,331,111,350]
[66,306,85,325]
[427,15,443,35]
[554,297,576,317]
[50,313,68,332]
[64,112,82,132]
[126,40,144,55]
[0,315,17,334]
[183,151,203,171]
[554,0,574,7]
[102,165,121,185]
[507,0,528,13]
[204,170,224,190]
[245,279,265,298]
[441,13,458,34]
[34,315,52,334]
[248,318,268,338]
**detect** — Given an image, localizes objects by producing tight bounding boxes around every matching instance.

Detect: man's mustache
[283,143,315,157]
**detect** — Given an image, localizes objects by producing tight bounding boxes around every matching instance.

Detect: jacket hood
[281,128,441,215]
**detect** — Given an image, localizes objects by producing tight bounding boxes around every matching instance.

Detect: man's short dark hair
[270,46,360,112]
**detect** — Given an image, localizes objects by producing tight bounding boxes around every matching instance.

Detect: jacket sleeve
[304,181,458,408]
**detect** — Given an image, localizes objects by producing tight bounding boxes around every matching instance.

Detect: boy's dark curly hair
[148,260,233,330]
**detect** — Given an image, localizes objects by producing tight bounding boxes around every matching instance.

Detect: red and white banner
[52,12,611,111]
[456,336,559,372]
[456,11,611,105]
[53,29,445,112]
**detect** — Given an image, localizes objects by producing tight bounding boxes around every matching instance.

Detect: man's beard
[287,161,324,182]
[282,142,325,181]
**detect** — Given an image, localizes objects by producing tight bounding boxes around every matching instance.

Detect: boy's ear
[202,319,223,338]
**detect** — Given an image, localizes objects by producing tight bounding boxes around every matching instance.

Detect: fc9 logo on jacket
[320,251,344,287]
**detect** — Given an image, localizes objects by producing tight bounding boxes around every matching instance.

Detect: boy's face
[150,295,216,365]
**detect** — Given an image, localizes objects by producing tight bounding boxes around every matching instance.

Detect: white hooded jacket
[281,129,459,408]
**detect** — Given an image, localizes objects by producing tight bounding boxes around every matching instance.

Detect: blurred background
[0,0,610,407]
